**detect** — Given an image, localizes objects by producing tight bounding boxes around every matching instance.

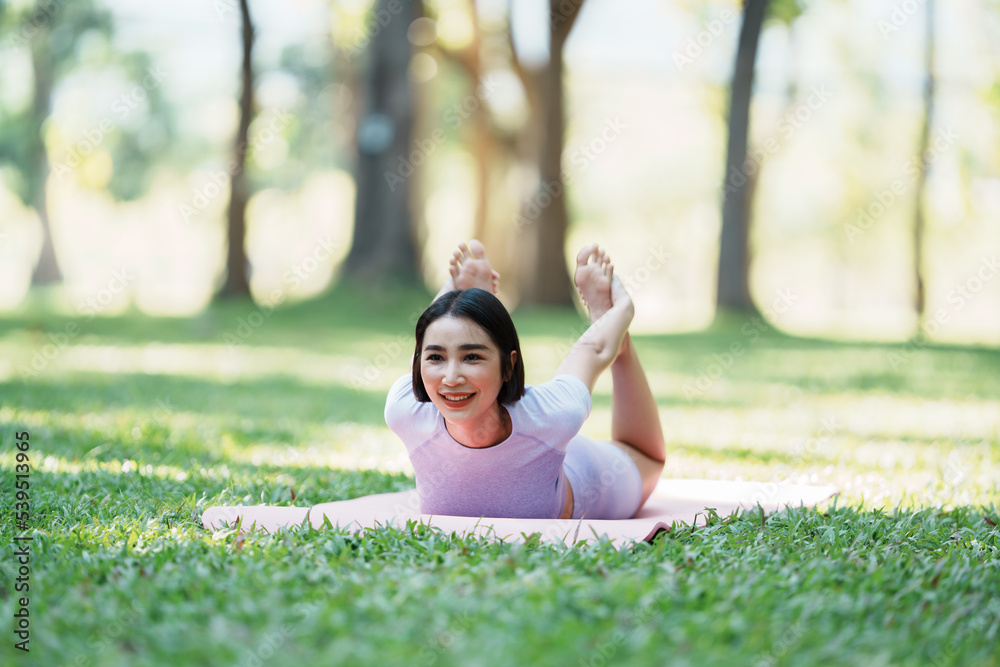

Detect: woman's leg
[608,332,666,505]
[431,239,500,301]
[574,245,665,509]
[450,240,501,293]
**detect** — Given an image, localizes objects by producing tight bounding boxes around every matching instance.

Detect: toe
[468,239,486,259]
[576,244,598,267]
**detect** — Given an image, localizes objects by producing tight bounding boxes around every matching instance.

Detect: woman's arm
[555,275,634,393]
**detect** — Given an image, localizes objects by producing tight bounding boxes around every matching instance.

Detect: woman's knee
[639,458,665,500]
[608,441,662,501]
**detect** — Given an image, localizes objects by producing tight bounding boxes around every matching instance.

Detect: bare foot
[449,240,500,294]
[574,244,614,322]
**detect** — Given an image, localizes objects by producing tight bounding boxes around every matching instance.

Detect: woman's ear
[505,349,518,381]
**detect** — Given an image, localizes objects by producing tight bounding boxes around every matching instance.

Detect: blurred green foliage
[0,0,178,202]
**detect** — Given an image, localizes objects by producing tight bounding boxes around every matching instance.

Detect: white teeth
[442,394,473,402]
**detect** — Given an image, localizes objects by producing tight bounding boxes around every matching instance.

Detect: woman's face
[419,315,515,425]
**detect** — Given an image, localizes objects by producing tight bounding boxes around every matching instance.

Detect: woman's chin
[434,396,497,425]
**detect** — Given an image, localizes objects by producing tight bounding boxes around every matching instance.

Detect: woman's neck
[446,402,511,448]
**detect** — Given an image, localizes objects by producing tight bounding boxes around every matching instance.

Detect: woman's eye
[425,354,443,361]
[465,354,482,361]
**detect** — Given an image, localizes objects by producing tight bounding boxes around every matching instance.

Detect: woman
[385,240,665,520]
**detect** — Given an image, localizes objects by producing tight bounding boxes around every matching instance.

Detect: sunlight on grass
[1,299,998,667]
[4,310,997,513]
[4,342,370,384]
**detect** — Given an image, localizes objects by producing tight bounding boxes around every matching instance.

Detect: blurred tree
[276,39,356,189]
[0,1,176,286]
[343,0,422,285]
[0,0,111,284]
[26,0,57,284]
[98,50,175,201]
[912,0,935,326]
[430,0,493,242]
[760,0,805,108]
[375,0,517,300]
[220,0,255,298]
[723,0,808,315]
[748,0,806,204]
[507,0,585,307]
[717,0,771,315]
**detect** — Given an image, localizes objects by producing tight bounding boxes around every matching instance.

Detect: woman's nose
[442,361,464,385]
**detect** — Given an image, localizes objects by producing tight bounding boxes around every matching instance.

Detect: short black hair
[411,288,526,404]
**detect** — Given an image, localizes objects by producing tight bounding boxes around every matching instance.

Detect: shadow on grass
[666,442,822,465]
[1,372,387,426]
[589,393,765,410]
[631,324,1000,401]
[1,371,391,469]
[5,289,1000,418]
[0,284,436,348]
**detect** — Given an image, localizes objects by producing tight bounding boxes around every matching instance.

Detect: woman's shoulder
[384,374,438,435]
[509,375,591,443]
[517,375,591,415]
[385,373,415,410]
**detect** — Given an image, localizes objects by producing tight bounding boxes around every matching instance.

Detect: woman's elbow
[593,347,617,368]
[572,341,615,371]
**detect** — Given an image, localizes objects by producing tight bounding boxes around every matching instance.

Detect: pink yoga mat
[202,479,838,546]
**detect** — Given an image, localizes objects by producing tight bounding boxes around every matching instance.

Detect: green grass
[1,288,998,666]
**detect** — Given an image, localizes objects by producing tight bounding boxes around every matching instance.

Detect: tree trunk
[471,103,493,243]
[466,10,491,243]
[439,1,492,241]
[511,0,584,307]
[220,0,255,298]
[913,0,935,326]
[343,0,421,285]
[717,0,770,314]
[28,14,61,285]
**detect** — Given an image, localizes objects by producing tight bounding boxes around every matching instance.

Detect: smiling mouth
[440,393,474,403]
